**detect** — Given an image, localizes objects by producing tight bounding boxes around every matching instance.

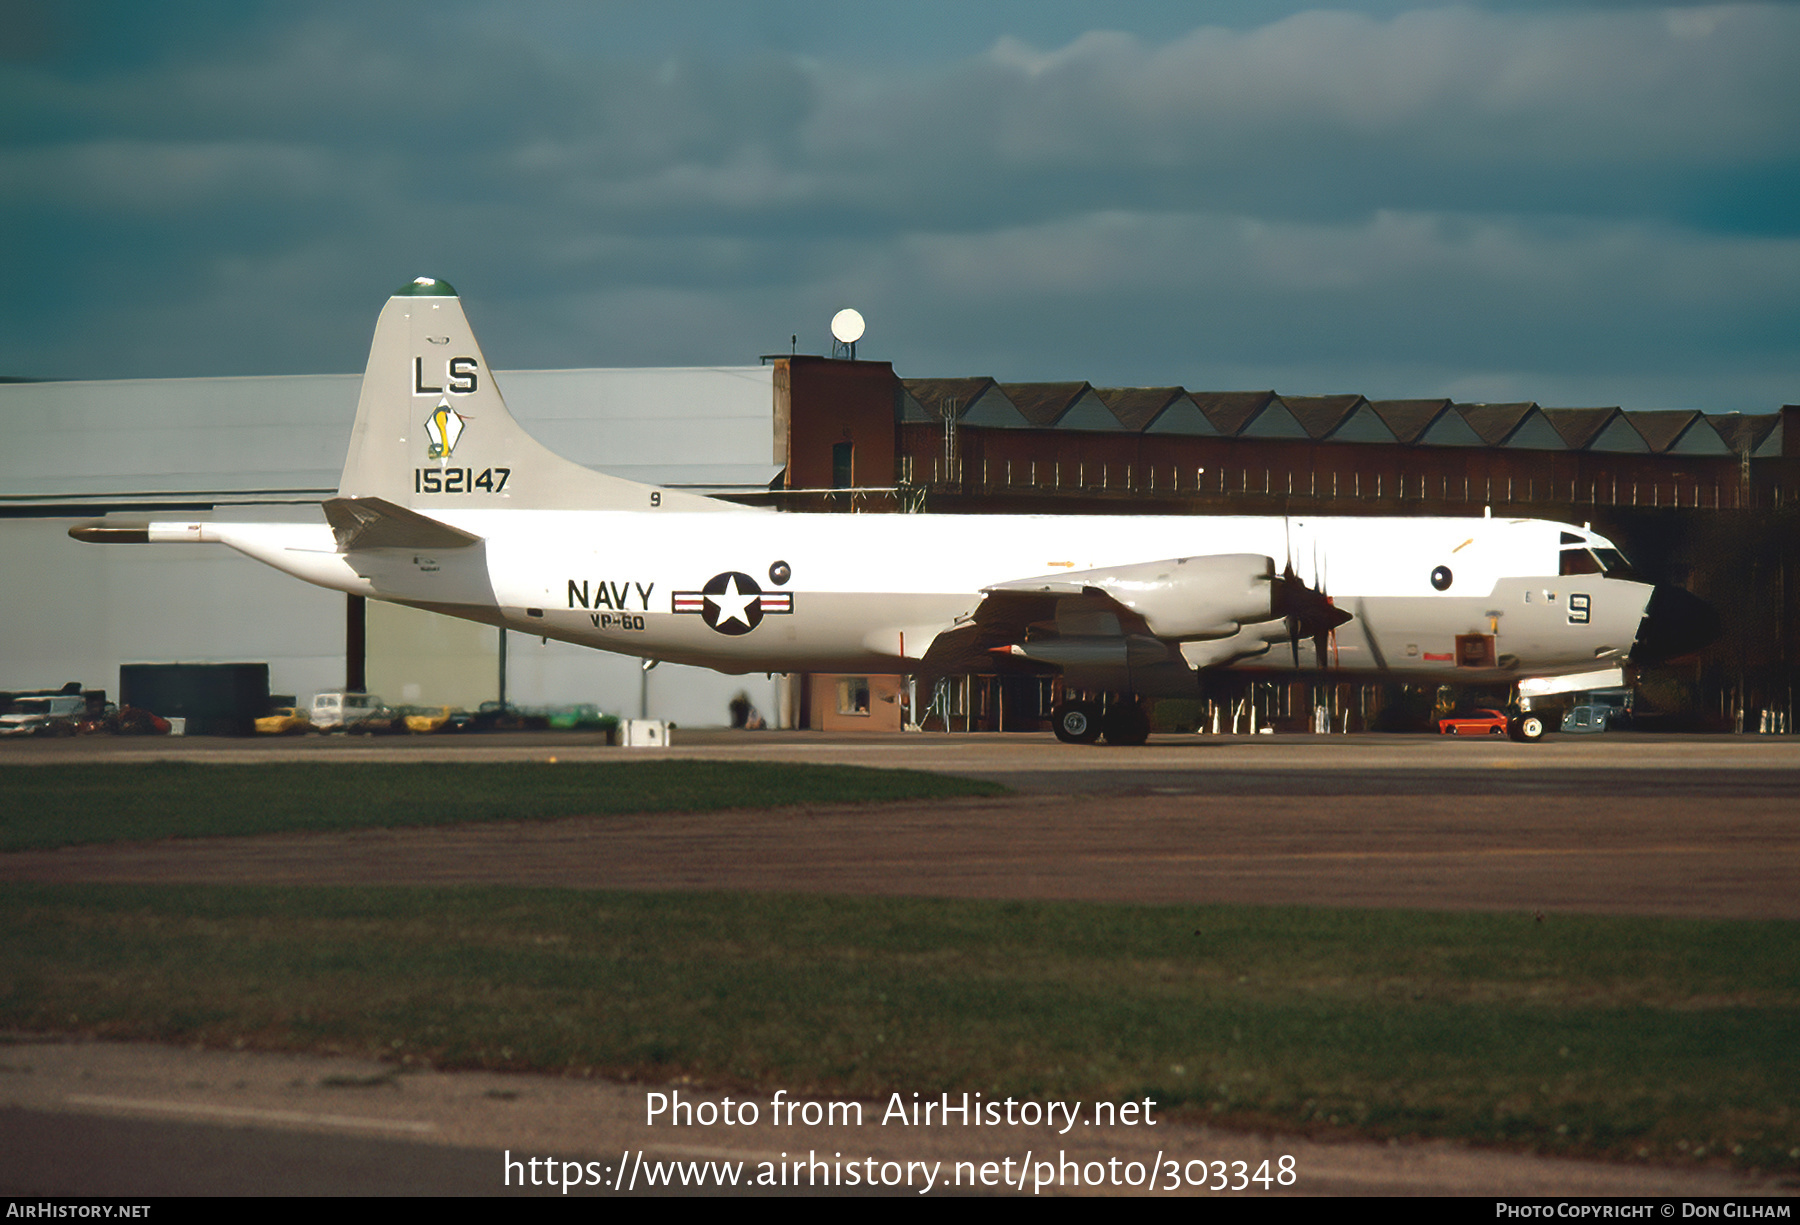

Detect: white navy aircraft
[73,277,1715,744]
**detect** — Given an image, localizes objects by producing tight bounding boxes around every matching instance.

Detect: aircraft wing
[918,553,1351,686]
[916,585,1144,676]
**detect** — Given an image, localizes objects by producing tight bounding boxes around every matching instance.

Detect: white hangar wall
[0,517,347,703]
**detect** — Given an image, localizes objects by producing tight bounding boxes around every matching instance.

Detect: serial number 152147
[414,467,511,494]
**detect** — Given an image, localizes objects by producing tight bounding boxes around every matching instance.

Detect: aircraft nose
[1630,584,1719,665]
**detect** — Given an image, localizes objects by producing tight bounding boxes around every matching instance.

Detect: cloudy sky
[4,1,1796,411]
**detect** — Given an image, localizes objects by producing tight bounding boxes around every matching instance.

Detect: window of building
[836,676,870,716]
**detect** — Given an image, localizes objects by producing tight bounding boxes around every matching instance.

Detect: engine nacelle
[1002,634,1195,696]
[1178,620,1289,669]
[990,554,1277,640]
[982,552,1342,687]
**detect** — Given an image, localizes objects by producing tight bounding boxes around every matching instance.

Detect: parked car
[114,706,171,736]
[255,706,313,735]
[345,706,406,735]
[546,704,617,732]
[75,703,119,735]
[0,695,86,737]
[1437,708,1510,736]
[402,705,469,734]
[1561,705,1613,734]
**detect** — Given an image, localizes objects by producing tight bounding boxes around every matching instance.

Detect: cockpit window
[1592,548,1629,573]
[1559,546,1632,577]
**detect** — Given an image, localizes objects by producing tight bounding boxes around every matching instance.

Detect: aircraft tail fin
[338,277,731,513]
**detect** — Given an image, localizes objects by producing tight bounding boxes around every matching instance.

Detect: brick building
[766,355,1796,733]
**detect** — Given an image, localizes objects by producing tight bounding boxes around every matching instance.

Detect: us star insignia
[672,571,793,635]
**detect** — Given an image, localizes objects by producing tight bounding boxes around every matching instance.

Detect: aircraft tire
[1052,702,1103,745]
[1102,701,1151,747]
[1509,714,1546,743]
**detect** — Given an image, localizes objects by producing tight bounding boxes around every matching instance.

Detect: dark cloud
[1,2,1795,412]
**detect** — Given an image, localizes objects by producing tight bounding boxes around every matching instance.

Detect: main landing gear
[1052,697,1150,746]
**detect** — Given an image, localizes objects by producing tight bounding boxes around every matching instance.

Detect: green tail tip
[394,276,458,298]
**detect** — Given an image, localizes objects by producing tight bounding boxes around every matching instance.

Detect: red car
[1437,708,1509,736]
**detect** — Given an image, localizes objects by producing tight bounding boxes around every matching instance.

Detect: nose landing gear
[1508,713,1546,743]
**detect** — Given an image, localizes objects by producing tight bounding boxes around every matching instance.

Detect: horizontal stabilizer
[323,497,483,552]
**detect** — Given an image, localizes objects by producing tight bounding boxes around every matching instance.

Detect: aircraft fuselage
[177,508,1653,688]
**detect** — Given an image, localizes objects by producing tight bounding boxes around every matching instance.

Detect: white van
[310,692,389,732]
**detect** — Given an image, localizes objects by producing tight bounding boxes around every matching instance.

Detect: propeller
[1272,532,1352,669]
[1315,542,1342,669]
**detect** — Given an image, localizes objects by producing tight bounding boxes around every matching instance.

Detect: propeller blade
[1272,567,1353,668]
[1282,559,1302,666]
[1315,544,1329,668]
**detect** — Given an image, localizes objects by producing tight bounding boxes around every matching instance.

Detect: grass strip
[2,884,1795,1172]
[0,761,1007,850]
